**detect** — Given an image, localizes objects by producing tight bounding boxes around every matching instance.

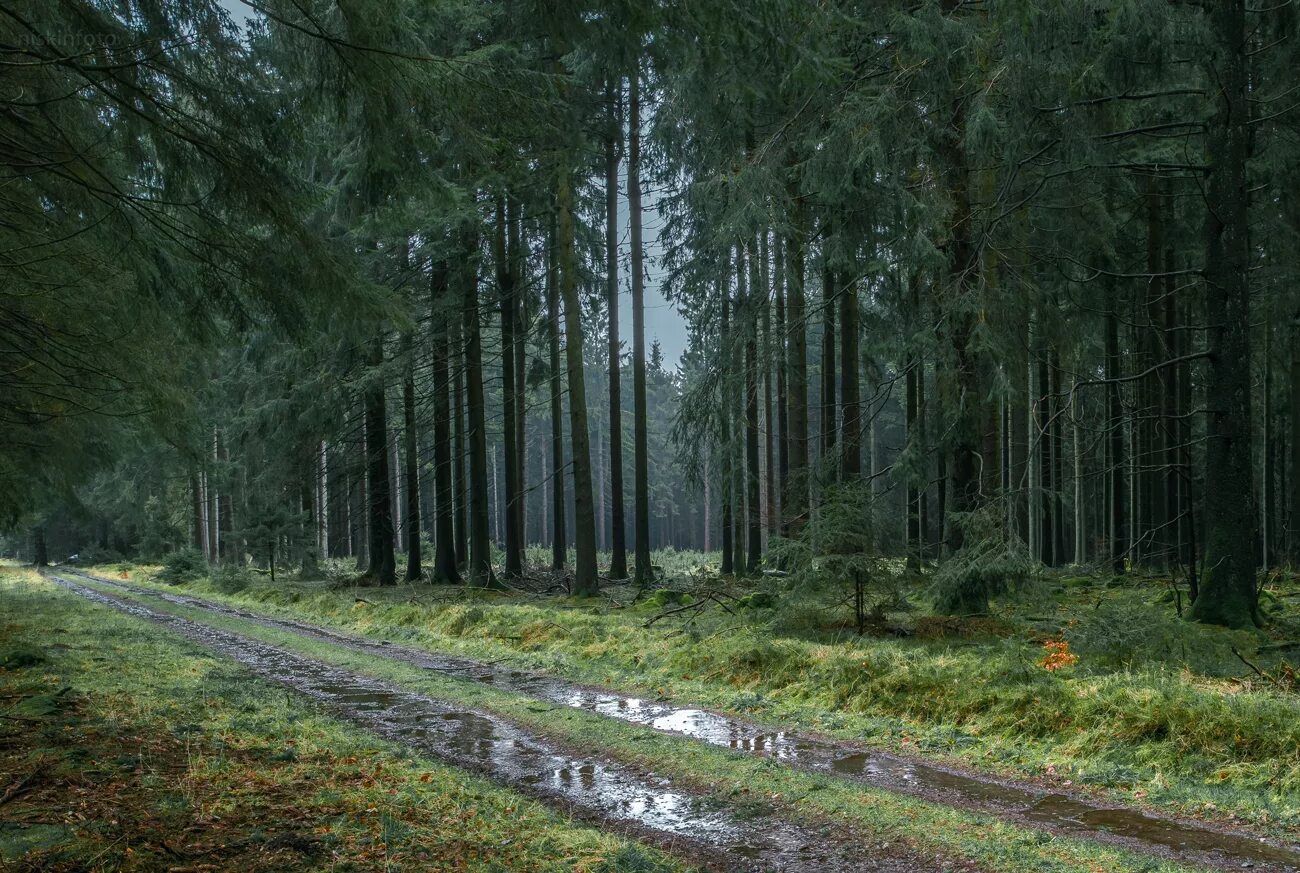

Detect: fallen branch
[1258,641,1300,653]
[1232,646,1268,681]
[0,765,41,807]
[644,598,708,628]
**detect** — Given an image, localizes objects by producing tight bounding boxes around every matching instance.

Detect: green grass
[93,557,1300,843]
[91,553,1300,836]
[0,566,689,872]
[69,568,1232,873]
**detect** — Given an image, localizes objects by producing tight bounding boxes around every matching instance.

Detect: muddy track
[40,570,960,873]
[56,568,1300,872]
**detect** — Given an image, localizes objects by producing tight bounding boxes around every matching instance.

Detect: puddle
[45,573,910,873]
[1024,795,1300,868]
[55,569,1300,871]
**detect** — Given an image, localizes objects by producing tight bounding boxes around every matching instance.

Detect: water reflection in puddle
[58,570,1300,871]
[48,574,899,872]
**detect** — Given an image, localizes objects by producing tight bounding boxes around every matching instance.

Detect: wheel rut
[42,570,959,873]
[53,568,1300,872]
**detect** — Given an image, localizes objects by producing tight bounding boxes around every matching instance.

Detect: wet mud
[43,571,940,873]
[55,568,1300,871]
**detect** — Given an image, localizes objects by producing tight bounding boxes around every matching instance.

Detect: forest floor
[10,557,1295,872]
[0,565,698,873]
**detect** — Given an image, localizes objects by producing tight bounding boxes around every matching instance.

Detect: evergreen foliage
[4,0,1298,631]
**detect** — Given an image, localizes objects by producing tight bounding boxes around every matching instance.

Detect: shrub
[156,548,206,585]
[1063,599,1251,676]
[932,503,1037,615]
[210,565,254,595]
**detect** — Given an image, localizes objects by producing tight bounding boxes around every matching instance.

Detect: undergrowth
[101,556,1300,836]
[0,566,688,872]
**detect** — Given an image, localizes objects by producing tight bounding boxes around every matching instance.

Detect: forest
[3,0,1300,871]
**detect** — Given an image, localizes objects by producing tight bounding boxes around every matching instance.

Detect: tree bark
[402,333,422,581]
[557,162,600,596]
[451,299,468,566]
[820,261,837,465]
[32,526,47,567]
[774,236,790,537]
[630,72,653,585]
[510,200,527,559]
[1291,312,1300,563]
[1105,277,1127,575]
[721,283,735,575]
[363,336,396,585]
[762,231,777,539]
[1050,350,1067,564]
[547,213,568,571]
[462,224,496,587]
[744,240,763,573]
[607,76,629,580]
[1190,0,1258,627]
[785,178,810,536]
[495,198,523,578]
[191,471,205,553]
[839,273,861,480]
[629,71,650,582]
[431,261,460,584]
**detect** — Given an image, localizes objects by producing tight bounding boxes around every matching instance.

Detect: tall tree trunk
[462,225,496,587]
[1027,317,1040,563]
[495,198,523,577]
[628,73,653,585]
[391,432,404,554]
[1105,278,1127,575]
[906,351,921,570]
[936,58,985,612]
[703,456,712,552]
[191,471,205,552]
[318,441,329,561]
[924,366,936,554]
[1145,178,1168,567]
[510,200,527,558]
[840,274,861,480]
[1163,238,1183,572]
[32,526,47,567]
[785,181,810,536]
[217,431,232,563]
[606,77,629,580]
[774,237,790,536]
[206,446,218,563]
[1263,323,1275,570]
[491,444,500,545]
[1037,353,1053,565]
[730,254,746,577]
[721,283,735,575]
[363,337,396,585]
[557,163,600,596]
[820,262,837,465]
[761,231,776,539]
[402,333,422,581]
[1291,312,1300,563]
[358,427,369,570]
[1190,0,1257,626]
[744,241,762,573]
[1050,351,1067,564]
[451,303,468,566]
[547,213,568,571]
[596,412,607,551]
[1073,381,1085,564]
[430,262,460,583]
